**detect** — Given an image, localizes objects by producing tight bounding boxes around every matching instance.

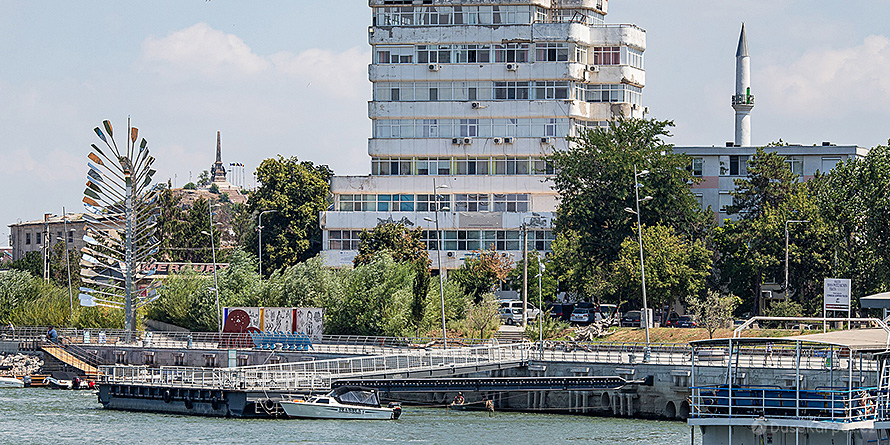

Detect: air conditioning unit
[493,137,503,145]
[447,251,455,257]
[503,137,514,144]
[506,63,518,71]
[541,137,552,144]
[452,137,461,145]
[471,102,481,109]
[428,64,441,71]
[587,65,600,72]
[463,137,473,145]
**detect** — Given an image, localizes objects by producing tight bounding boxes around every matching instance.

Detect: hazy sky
[4,0,890,239]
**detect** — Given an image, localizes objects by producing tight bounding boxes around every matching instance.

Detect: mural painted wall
[222,307,324,340]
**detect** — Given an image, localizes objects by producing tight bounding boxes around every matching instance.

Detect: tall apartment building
[321,0,647,269]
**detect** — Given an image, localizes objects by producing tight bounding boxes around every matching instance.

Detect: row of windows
[373,118,572,139]
[371,157,554,176]
[375,44,641,68]
[373,5,604,27]
[20,230,75,245]
[328,229,554,252]
[374,81,642,105]
[337,193,530,213]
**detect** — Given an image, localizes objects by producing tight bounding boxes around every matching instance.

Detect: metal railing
[691,385,879,423]
[98,342,531,391]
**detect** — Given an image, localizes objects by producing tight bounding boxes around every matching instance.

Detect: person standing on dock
[764,342,775,366]
[483,396,494,416]
[47,327,58,343]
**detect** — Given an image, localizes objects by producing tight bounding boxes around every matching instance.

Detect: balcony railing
[691,385,879,423]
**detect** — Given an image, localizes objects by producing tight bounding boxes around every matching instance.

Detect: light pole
[624,165,652,362]
[784,219,809,295]
[537,252,544,360]
[423,178,450,348]
[61,207,73,316]
[204,202,222,333]
[258,210,277,276]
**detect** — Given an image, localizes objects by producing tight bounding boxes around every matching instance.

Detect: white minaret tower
[732,23,754,146]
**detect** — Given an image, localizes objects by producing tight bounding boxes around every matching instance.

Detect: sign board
[824,278,851,311]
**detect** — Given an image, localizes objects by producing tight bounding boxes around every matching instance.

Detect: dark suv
[620,310,642,327]
[547,303,574,321]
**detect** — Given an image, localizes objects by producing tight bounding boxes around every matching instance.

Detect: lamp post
[204,202,222,333]
[423,178,450,348]
[61,207,73,315]
[258,210,277,276]
[537,252,544,360]
[624,165,652,362]
[784,219,809,295]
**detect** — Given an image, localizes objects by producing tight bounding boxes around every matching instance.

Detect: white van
[499,300,541,325]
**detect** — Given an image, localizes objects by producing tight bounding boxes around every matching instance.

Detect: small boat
[0,377,23,388]
[45,371,91,390]
[280,386,402,420]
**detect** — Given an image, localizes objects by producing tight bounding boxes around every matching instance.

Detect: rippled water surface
[0,388,701,444]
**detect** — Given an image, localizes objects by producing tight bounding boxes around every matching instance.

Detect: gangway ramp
[99,343,529,392]
[41,345,98,379]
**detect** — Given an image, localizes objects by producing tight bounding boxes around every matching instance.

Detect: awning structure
[860,291,890,309]
[692,328,890,352]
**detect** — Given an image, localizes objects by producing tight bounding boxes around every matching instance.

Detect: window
[729,155,748,176]
[482,230,521,251]
[785,156,803,176]
[493,82,530,100]
[718,192,733,213]
[592,47,620,65]
[416,45,451,64]
[528,230,555,251]
[454,194,489,212]
[416,194,450,212]
[376,46,413,64]
[532,158,554,175]
[583,84,640,104]
[453,44,490,63]
[455,157,490,175]
[534,81,569,100]
[535,43,569,62]
[443,230,482,251]
[328,230,362,250]
[493,194,529,212]
[575,45,588,64]
[375,194,414,212]
[36,232,41,245]
[821,157,841,172]
[494,43,530,63]
[691,158,703,177]
[338,194,375,212]
[67,230,74,244]
[459,119,478,137]
[25,233,31,245]
[626,47,644,69]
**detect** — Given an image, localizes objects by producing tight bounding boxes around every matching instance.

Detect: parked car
[570,307,597,325]
[676,315,698,328]
[620,310,642,327]
[663,312,681,327]
[499,300,540,325]
[547,303,575,322]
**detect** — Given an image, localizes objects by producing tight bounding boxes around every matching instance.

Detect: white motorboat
[0,377,23,388]
[280,386,402,420]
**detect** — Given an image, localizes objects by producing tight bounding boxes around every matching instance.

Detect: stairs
[41,345,98,379]
[495,328,526,344]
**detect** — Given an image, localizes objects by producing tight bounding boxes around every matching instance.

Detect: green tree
[458,293,501,340]
[451,248,514,302]
[6,251,43,280]
[548,117,711,301]
[155,190,220,263]
[811,143,890,307]
[687,290,741,339]
[611,224,712,311]
[726,146,801,218]
[197,170,210,187]
[507,251,558,304]
[524,309,571,341]
[209,183,220,194]
[244,156,332,273]
[183,182,197,190]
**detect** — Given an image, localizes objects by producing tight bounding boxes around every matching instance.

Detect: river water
[0,388,702,444]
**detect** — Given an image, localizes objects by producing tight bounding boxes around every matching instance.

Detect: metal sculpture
[78,119,161,333]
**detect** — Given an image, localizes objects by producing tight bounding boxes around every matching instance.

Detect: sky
[4,0,890,240]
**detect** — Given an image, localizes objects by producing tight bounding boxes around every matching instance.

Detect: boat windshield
[332,388,381,407]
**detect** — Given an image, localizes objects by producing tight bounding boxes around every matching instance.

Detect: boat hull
[280,401,396,420]
[0,377,23,388]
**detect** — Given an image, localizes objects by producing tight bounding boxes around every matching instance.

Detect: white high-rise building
[321,0,647,269]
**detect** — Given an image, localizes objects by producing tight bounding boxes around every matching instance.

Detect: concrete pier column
[582,392,589,414]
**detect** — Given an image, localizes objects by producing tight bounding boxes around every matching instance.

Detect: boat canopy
[691,327,890,352]
[860,291,890,309]
[330,386,381,408]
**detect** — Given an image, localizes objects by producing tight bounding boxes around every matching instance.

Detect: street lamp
[204,201,223,332]
[257,210,277,276]
[423,178,450,348]
[624,164,652,362]
[537,252,544,360]
[60,206,73,316]
[784,219,809,295]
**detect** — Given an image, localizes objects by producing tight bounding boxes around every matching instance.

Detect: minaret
[210,131,226,182]
[732,23,754,146]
